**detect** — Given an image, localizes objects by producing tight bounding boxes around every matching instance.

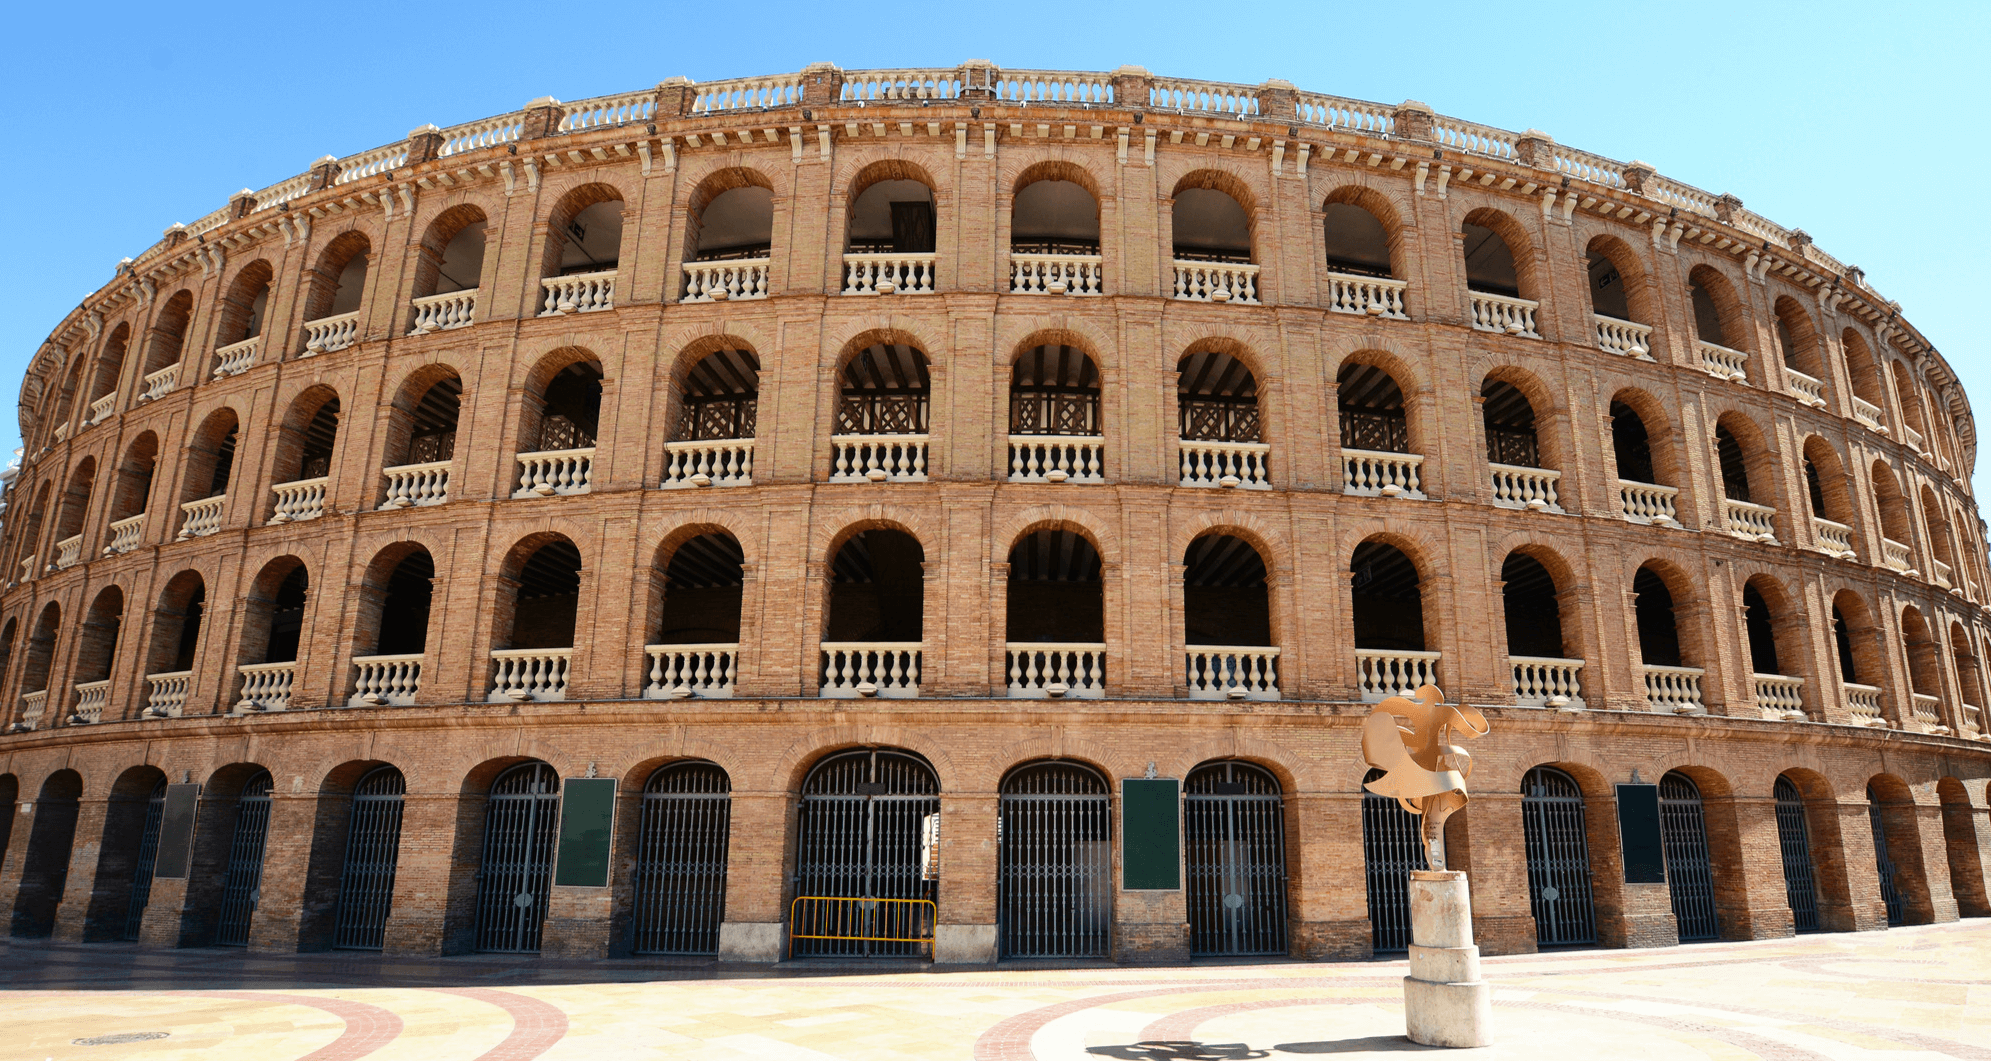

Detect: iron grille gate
[1362,770,1427,952]
[793,749,938,957]
[1521,767,1597,946]
[473,762,561,953]
[631,761,731,955]
[1868,786,1905,926]
[333,767,406,950]
[999,762,1111,958]
[1185,762,1289,956]
[1659,772,1720,941]
[1773,777,1821,932]
[214,772,274,946]
[121,781,168,941]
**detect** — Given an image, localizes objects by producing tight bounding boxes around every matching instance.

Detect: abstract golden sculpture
[1361,684,1489,872]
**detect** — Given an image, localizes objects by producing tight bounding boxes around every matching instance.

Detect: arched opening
[177,410,239,540]
[1871,461,1914,563]
[1172,187,1251,263]
[1900,607,1945,731]
[1004,528,1104,698]
[110,774,168,940]
[1744,577,1804,718]
[1774,775,1822,932]
[1890,360,1927,443]
[1013,176,1099,256]
[513,356,601,497]
[1950,622,1985,735]
[1687,265,1748,354]
[792,748,939,957]
[91,323,131,407]
[1937,777,1989,917]
[683,178,774,302]
[352,547,432,707]
[1611,395,1681,526]
[1830,591,1886,709]
[1183,533,1277,699]
[1322,196,1394,278]
[1337,362,1420,496]
[11,770,83,937]
[71,586,122,723]
[110,432,157,535]
[1185,760,1288,956]
[1584,236,1643,324]
[630,761,731,955]
[234,560,307,712]
[998,760,1112,958]
[18,603,61,728]
[1842,329,1886,417]
[1351,540,1428,700]
[410,205,487,319]
[473,761,561,953]
[209,768,274,946]
[271,390,340,522]
[847,178,935,254]
[215,261,274,352]
[1773,296,1827,401]
[506,538,582,651]
[1634,565,1698,712]
[302,233,369,352]
[141,290,195,376]
[832,342,930,482]
[47,359,84,440]
[1461,219,1520,299]
[1920,486,1959,587]
[1503,552,1581,708]
[1177,348,1265,488]
[673,347,761,442]
[1521,766,1596,945]
[1866,778,1921,926]
[822,529,925,697]
[647,533,745,698]
[1714,416,1778,542]
[11,481,50,579]
[1484,378,1558,511]
[1659,771,1719,941]
[1008,344,1103,483]
[1610,399,1656,484]
[144,572,204,716]
[1802,437,1856,557]
[546,185,624,277]
[383,370,461,507]
[332,765,406,950]
[1363,765,1426,952]
[51,457,95,566]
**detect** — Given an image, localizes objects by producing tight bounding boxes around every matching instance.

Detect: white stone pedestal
[1403,869,1492,1048]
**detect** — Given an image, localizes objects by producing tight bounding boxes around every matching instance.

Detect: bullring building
[2,62,1988,964]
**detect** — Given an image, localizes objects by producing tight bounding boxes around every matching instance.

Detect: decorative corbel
[1116,127,1129,165]
[139,278,156,306]
[1540,188,1557,221]
[500,160,517,196]
[1144,128,1157,166]
[1743,249,1762,284]
[523,158,541,193]
[1434,164,1452,199]
[1650,216,1667,250]
[1667,221,1685,252]
[397,184,417,217]
[1414,160,1428,196]
[1270,140,1285,177]
[1296,143,1310,176]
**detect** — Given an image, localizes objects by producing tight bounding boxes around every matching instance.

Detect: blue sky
[3,0,1985,495]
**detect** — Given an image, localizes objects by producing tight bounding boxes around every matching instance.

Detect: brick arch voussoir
[1487,529,1583,590]
[1000,322,1114,374]
[833,150,951,206]
[1164,163,1266,221]
[1327,341,1428,398]
[1336,523,1444,581]
[991,503,1123,567]
[1001,152,1112,202]
[765,725,963,795]
[1172,511,1290,572]
[1317,177,1412,237]
[661,328,771,384]
[1168,736,1309,793]
[354,530,452,584]
[1171,328,1279,385]
[492,519,597,575]
[812,504,939,562]
[648,512,761,570]
[984,737,1121,794]
[682,161,788,214]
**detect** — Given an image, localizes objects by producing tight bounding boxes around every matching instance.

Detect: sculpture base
[1404,869,1492,1048]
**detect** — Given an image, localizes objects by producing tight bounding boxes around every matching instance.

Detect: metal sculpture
[1360,684,1488,872]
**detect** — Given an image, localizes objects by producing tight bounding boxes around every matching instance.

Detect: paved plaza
[3,920,1987,1060]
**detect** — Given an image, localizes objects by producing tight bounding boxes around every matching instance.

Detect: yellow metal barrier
[789,895,937,951]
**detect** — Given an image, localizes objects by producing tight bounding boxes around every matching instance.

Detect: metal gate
[1361,768,1426,952]
[1659,771,1719,941]
[1521,766,1596,946]
[214,771,274,946]
[631,761,731,955]
[473,762,561,953]
[1773,776,1821,932]
[999,761,1111,958]
[1868,784,1904,926]
[1186,761,1288,956]
[121,780,168,941]
[792,748,938,957]
[333,766,406,950]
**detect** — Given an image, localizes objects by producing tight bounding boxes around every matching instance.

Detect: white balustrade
[1179,439,1271,489]
[1754,673,1807,720]
[1469,292,1539,337]
[829,434,929,483]
[177,495,226,539]
[1811,517,1855,558]
[1326,272,1408,319]
[1785,366,1826,407]
[1642,664,1707,714]
[302,310,360,355]
[18,554,35,582]
[53,535,82,570]
[105,514,144,556]
[1341,449,1424,499]
[1903,425,1925,453]
[1171,260,1260,304]
[513,448,594,498]
[1006,643,1107,699]
[489,648,572,701]
[682,258,770,303]
[87,394,118,423]
[1593,315,1654,359]
[819,642,923,698]
[140,364,179,402]
[539,269,617,315]
[1356,649,1442,703]
[1881,537,1913,573]
[1490,464,1563,512]
[71,679,109,724]
[645,643,739,698]
[1618,480,1680,526]
[212,336,260,377]
[661,439,755,488]
[1007,436,1104,484]
[1911,692,1945,733]
[408,289,478,333]
[1963,703,1983,739]
[235,661,295,712]
[1696,341,1749,381]
[1843,683,1885,727]
[382,461,451,508]
[1723,498,1778,542]
[1852,396,1887,433]
[53,422,68,443]
[1185,646,1281,700]
[268,477,328,524]
[1009,253,1103,296]
[1934,559,1954,589]
[1511,656,1585,710]
[19,689,47,729]
[349,654,422,706]
[692,73,805,112]
[841,253,936,295]
[1150,78,1259,114]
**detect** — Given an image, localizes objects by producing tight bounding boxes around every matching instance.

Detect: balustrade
[1903,425,1925,452]
[71,679,109,724]
[1618,480,1680,526]
[682,258,770,303]
[105,515,144,556]
[235,661,295,712]
[829,434,929,483]
[1754,673,1807,720]
[1356,649,1441,703]
[87,394,117,424]
[1468,292,1539,337]
[1593,315,1653,359]
[1341,449,1424,499]
[17,554,34,582]
[490,648,572,701]
[1722,498,1778,542]
[1843,683,1885,727]
[1852,397,1887,433]
[1179,439,1270,489]
[539,269,616,315]
[1185,646,1280,700]
[302,310,359,355]
[141,672,190,718]
[513,448,594,497]
[19,689,46,729]
[1812,517,1855,559]
[349,654,422,706]
[1964,704,1983,739]
[382,461,451,508]
[1934,559,1954,589]
[645,643,739,698]
[1171,260,1260,304]
[1007,436,1103,483]
[269,477,328,524]
[1785,366,1826,407]
[1009,252,1103,296]
[53,422,68,443]
[408,289,479,332]
[1881,537,1913,573]
[1006,643,1107,698]
[177,495,226,539]
[1511,656,1585,709]
[1489,464,1562,512]
[139,364,178,402]
[53,535,82,570]
[1696,341,1749,381]
[1325,272,1408,319]
[841,253,936,295]
[819,642,923,698]
[1911,692,1945,734]
[1642,664,1706,714]
[212,336,259,377]
[661,439,755,488]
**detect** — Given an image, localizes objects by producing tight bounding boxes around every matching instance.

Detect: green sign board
[1122,778,1180,890]
[553,778,617,888]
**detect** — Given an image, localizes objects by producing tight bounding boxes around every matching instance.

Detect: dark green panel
[553,778,617,888]
[1616,784,1665,884]
[1122,778,1180,891]
[154,784,201,879]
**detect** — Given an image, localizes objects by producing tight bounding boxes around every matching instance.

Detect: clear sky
[3,0,1985,495]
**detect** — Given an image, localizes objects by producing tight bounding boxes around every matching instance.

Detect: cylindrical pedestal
[1403,869,1492,1048]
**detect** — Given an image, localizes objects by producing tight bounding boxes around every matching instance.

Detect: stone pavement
[3,921,1988,1061]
